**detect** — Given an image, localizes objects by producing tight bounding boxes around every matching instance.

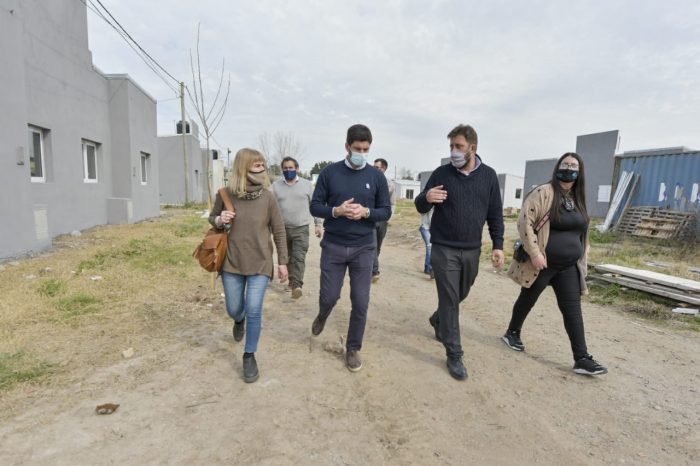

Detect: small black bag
[513,211,551,263]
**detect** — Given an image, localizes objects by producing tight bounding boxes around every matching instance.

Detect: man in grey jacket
[272,157,322,299]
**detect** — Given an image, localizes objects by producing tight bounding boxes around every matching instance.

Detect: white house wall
[498,174,524,209]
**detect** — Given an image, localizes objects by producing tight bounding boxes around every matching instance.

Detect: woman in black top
[502,153,607,376]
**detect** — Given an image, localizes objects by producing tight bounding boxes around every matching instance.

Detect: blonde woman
[209,148,288,383]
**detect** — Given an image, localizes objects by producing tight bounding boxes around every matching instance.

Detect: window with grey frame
[140,152,150,185]
[28,126,45,182]
[82,141,98,182]
[406,189,414,200]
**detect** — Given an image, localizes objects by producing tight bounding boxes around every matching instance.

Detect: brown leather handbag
[192,188,235,272]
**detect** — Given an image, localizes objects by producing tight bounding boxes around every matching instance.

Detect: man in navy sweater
[309,124,392,372]
[415,124,505,380]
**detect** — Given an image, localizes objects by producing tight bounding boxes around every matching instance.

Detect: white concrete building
[392,179,422,200]
[497,173,524,209]
[1,0,160,259]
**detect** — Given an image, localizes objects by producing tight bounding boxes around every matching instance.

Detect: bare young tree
[398,166,414,180]
[255,132,275,169]
[255,130,306,177]
[274,131,306,164]
[186,23,231,210]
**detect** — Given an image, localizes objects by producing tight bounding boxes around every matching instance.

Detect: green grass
[77,251,111,271]
[0,349,55,390]
[588,229,619,245]
[37,279,66,297]
[174,217,210,237]
[585,282,697,328]
[161,202,208,210]
[77,236,196,272]
[53,294,102,319]
[586,283,653,306]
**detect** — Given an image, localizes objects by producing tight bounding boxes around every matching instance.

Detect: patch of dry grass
[0,204,227,418]
[588,229,700,281]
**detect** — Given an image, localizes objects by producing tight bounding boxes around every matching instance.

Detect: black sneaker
[573,355,608,376]
[429,270,435,280]
[424,265,430,275]
[233,318,245,342]
[243,353,259,383]
[428,313,442,342]
[502,329,524,351]
[447,357,468,380]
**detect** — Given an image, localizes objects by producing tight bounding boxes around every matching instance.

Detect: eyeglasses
[559,163,579,170]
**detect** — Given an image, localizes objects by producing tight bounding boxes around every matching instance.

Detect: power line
[82,0,177,94]
[80,0,179,95]
[92,0,179,85]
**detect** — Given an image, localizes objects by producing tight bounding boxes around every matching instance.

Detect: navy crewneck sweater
[415,156,505,250]
[310,160,392,246]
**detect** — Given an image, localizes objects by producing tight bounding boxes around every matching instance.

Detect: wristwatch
[364,208,370,218]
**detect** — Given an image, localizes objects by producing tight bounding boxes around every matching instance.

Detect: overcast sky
[85,0,700,177]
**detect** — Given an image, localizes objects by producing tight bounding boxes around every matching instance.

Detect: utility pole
[180,82,190,204]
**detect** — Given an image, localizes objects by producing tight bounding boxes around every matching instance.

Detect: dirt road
[1,224,699,465]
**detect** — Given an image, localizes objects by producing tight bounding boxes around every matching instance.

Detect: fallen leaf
[95,403,120,415]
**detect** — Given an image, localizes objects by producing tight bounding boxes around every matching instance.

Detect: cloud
[87,0,700,175]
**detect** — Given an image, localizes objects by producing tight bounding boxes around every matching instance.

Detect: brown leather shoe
[346,350,362,372]
[311,316,326,336]
[292,287,302,299]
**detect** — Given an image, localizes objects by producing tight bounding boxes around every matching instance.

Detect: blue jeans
[420,225,432,271]
[221,272,270,354]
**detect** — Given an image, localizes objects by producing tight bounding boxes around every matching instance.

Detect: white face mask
[450,149,471,169]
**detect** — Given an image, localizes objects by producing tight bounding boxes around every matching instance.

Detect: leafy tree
[310,161,334,175]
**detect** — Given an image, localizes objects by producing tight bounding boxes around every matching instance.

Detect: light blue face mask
[350,151,368,167]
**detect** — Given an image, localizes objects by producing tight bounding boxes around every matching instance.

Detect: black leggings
[508,264,588,361]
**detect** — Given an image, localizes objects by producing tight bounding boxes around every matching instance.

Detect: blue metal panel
[612,152,700,225]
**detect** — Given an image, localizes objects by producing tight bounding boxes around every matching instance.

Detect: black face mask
[556,169,579,183]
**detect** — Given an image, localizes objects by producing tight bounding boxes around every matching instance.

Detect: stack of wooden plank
[633,210,693,238]
[616,206,693,238]
[617,206,658,234]
[590,264,700,305]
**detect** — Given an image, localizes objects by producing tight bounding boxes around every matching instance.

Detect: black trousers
[430,244,481,359]
[372,221,388,274]
[508,264,588,361]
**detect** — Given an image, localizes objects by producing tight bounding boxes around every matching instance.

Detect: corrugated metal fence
[611,152,700,225]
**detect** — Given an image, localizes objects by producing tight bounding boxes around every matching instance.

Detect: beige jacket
[507,183,589,295]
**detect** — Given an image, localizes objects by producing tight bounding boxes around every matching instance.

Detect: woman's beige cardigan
[507,183,589,296]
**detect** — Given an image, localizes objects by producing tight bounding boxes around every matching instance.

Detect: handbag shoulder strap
[218,188,235,213]
[533,211,551,233]
[218,188,235,227]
